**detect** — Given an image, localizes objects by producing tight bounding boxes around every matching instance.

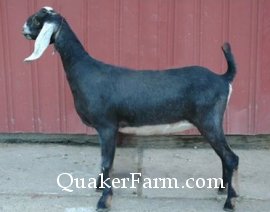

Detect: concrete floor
[0,143,269,212]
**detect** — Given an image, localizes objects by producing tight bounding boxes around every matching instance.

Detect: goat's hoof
[223,200,235,211]
[97,194,112,212]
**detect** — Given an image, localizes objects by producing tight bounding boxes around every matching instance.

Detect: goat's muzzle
[23,32,33,40]
[22,23,35,40]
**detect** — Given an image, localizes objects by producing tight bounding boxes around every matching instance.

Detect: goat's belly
[119,121,194,136]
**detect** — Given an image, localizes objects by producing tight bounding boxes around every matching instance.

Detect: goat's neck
[54,20,88,71]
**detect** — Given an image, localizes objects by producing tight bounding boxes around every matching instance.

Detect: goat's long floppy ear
[24,22,56,62]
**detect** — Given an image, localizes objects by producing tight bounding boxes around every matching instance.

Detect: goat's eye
[33,18,40,26]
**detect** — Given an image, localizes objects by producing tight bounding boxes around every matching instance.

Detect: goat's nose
[22,23,33,39]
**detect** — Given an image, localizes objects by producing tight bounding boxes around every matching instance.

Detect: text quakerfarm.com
[57,172,224,192]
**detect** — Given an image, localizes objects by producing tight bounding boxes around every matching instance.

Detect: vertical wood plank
[2,0,35,132]
[0,0,268,135]
[255,0,270,133]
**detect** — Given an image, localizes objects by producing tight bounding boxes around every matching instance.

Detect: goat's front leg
[96,127,117,212]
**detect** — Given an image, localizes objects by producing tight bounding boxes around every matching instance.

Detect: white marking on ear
[24,22,56,62]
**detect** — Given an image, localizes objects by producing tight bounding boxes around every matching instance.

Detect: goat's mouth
[22,24,36,40]
[22,28,39,40]
[24,33,33,40]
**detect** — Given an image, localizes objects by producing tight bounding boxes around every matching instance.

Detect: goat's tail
[221,42,236,83]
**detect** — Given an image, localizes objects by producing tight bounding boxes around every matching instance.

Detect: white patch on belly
[119,121,194,136]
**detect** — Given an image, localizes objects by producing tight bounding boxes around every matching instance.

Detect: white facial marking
[23,22,31,34]
[23,22,32,40]
[119,121,194,136]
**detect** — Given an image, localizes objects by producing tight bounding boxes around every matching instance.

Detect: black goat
[23,7,239,211]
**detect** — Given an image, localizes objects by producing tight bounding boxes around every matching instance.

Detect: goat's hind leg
[199,123,239,211]
[218,160,228,194]
[96,127,118,212]
[218,160,238,197]
[222,149,239,211]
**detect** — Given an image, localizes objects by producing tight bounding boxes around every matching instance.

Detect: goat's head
[23,7,62,62]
